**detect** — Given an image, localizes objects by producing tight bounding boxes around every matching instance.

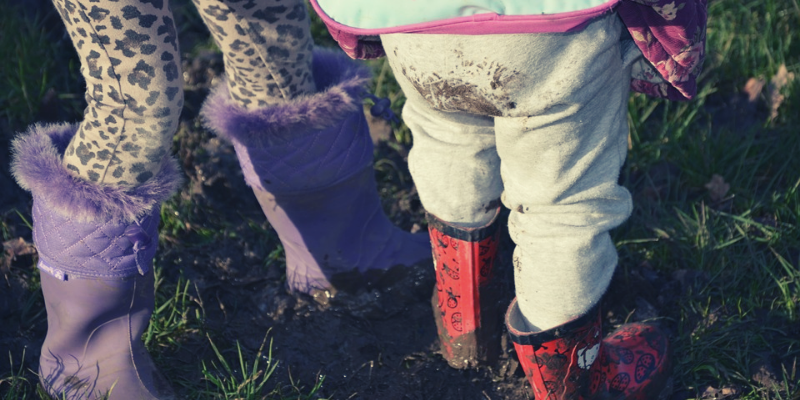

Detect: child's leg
[398,89,503,227]
[17,2,184,397]
[192,0,316,108]
[383,15,671,398]
[382,60,505,367]
[492,15,632,332]
[382,34,510,368]
[52,0,183,186]
[383,13,631,331]
[196,0,431,294]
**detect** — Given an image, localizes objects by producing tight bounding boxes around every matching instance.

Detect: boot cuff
[505,297,601,347]
[201,47,372,148]
[11,123,182,223]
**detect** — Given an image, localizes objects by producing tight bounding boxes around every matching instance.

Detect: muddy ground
[0,48,720,400]
[2,2,776,394]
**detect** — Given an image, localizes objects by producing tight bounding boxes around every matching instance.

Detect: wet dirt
[408,77,504,117]
[155,82,533,396]
[1,48,796,400]
[400,57,519,118]
[0,51,707,399]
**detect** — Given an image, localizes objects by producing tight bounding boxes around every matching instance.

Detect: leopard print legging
[192,0,315,109]
[54,0,315,186]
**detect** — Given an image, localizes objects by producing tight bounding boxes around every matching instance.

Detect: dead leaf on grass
[768,64,796,120]
[2,238,36,271]
[3,238,36,257]
[743,77,766,103]
[701,385,741,399]
[750,355,781,389]
[632,297,659,321]
[704,174,730,202]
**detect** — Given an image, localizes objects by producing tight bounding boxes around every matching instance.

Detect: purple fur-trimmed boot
[11,124,181,399]
[201,49,431,295]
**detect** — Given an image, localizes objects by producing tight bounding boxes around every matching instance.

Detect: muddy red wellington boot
[427,209,505,369]
[505,298,673,400]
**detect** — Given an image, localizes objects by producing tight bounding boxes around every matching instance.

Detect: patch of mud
[400,57,519,117]
[145,51,533,399]
[408,77,503,116]
[2,35,795,400]
[0,235,46,384]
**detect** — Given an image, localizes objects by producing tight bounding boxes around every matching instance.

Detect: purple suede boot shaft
[201,49,432,293]
[37,270,174,399]
[11,124,180,399]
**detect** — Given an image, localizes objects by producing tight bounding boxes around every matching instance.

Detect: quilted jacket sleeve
[617,0,708,100]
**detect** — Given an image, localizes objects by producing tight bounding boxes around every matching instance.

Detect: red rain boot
[506,298,673,399]
[427,209,504,369]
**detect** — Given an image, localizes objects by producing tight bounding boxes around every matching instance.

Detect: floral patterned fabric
[618,0,708,100]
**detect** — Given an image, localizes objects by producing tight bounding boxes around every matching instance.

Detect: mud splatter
[408,76,503,116]
[431,263,507,370]
[491,66,508,90]
[402,59,519,117]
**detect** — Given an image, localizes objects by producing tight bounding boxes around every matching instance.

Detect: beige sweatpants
[381,13,642,331]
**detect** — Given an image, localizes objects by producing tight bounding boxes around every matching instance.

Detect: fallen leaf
[704,174,730,202]
[2,238,37,271]
[671,269,710,293]
[768,64,796,120]
[3,238,36,258]
[750,354,781,389]
[701,385,740,399]
[743,77,766,103]
[632,297,659,321]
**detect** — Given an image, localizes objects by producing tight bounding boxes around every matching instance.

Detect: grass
[201,333,280,399]
[1,0,799,398]
[615,1,800,397]
[200,332,325,399]
[143,268,204,352]
[0,5,83,133]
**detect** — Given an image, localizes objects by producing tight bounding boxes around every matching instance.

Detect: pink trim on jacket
[309,0,618,60]
[310,1,620,36]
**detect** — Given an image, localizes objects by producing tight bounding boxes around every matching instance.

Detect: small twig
[374,58,390,98]
[215,291,227,320]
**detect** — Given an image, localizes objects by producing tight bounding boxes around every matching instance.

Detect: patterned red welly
[427,210,503,369]
[506,298,673,400]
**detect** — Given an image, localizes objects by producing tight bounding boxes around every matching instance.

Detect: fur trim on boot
[11,123,182,223]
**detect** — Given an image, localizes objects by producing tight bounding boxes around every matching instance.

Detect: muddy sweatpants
[52,0,315,187]
[381,13,642,331]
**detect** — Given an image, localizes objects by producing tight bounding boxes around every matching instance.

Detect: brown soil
[0,51,692,400]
